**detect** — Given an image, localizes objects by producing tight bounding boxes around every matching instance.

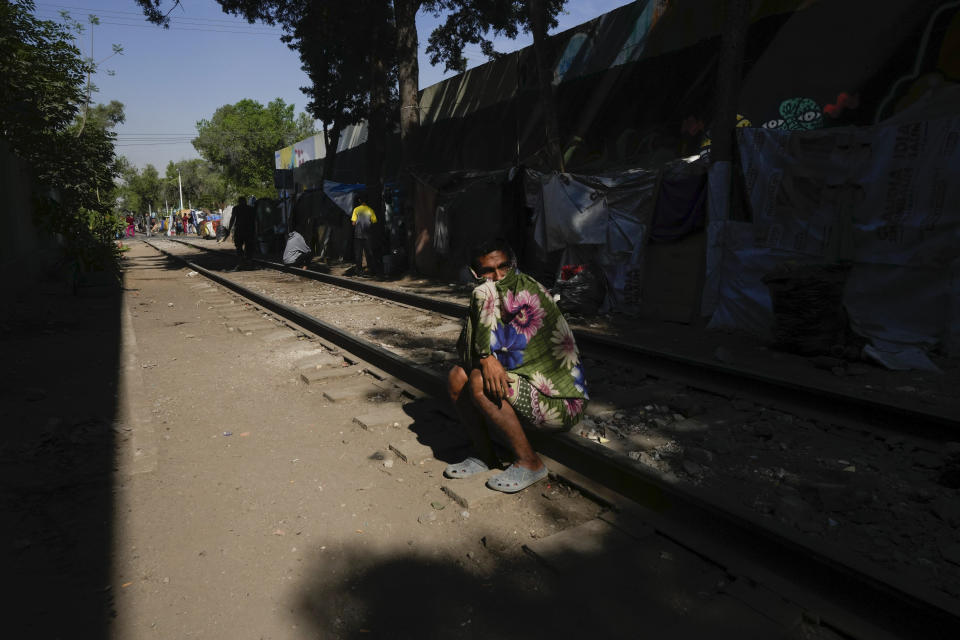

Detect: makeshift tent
[705,115,960,369]
[323,180,365,216]
[525,168,657,313]
[254,199,284,255]
[287,187,359,261]
[410,170,528,281]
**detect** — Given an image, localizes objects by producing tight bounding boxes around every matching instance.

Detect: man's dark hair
[470,237,516,271]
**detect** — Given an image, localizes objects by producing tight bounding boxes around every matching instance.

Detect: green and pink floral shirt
[457,269,589,404]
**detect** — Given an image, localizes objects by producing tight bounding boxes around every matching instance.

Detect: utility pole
[178,169,184,211]
[701,0,750,319]
[529,0,565,172]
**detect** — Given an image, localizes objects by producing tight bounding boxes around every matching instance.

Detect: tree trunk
[322,121,341,181]
[528,0,564,172]
[394,0,421,272]
[367,54,387,215]
[710,0,750,164]
[395,0,421,153]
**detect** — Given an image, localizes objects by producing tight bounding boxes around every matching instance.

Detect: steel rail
[147,238,960,639]
[163,237,960,440]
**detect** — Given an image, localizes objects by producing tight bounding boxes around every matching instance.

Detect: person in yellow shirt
[351,195,378,275]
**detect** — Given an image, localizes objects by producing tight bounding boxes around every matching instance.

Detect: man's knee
[447,365,467,401]
[467,370,487,406]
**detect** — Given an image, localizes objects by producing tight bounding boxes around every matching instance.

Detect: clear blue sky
[32,0,633,170]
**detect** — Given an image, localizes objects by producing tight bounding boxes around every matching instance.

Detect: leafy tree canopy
[166,159,232,210]
[192,97,316,198]
[425,0,565,73]
[117,159,161,214]
[1,0,124,265]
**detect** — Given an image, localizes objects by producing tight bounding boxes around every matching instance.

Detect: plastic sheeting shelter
[323,180,365,216]
[410,170,527,279]
[704,115,960,368]
[525,168,658,313]
[284,183,366,261]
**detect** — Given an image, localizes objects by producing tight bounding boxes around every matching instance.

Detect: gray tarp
[323,180,365,216]
[705,115,960,368]
[526,169,657,312]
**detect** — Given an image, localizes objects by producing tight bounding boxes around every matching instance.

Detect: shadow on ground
[393,398,471,464]
[0,276,123,638]
[289,523,803,640]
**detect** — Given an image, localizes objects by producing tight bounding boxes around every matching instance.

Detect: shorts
[506,373,585,430]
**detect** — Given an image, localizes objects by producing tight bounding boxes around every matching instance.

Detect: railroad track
[162,236,960,441]
[144,237,960,638]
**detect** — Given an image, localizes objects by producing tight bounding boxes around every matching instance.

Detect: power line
[34,13,284,35]
[115,134,196,137]
[115,141,195,146]
[35,2,283,28]
[95,21,280,35]
[36,13,282,32]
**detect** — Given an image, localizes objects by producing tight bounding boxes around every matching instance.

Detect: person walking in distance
[351,194,377,275]
[229,196,256,268]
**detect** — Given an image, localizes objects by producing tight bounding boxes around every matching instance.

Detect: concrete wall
[0,141,58,299]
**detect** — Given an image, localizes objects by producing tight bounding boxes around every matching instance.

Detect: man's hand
[479,356,510,403]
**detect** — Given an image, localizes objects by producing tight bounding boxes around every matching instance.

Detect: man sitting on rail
[446,238,588,493]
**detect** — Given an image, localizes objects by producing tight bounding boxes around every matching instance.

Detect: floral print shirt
[457,269,588,401]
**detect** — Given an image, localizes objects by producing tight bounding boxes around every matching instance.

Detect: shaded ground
[1,276,122,638]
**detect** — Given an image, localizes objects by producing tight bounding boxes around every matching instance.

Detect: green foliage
[0,0,124,268]
[118,155,234,214]
[193,98,316,197]
[282,1,391,126]
[425,0,566,73]
[165,159,232,210]
[117,159,161,213]
[1,0,85,147]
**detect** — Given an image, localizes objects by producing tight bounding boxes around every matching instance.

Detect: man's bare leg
[447,366,498,468]
[467,369,543,471]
